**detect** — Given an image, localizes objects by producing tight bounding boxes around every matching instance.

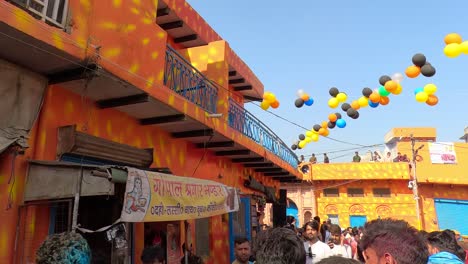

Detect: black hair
[303,220,320,232]
[316,256,361,264]
[313,216,321,222]
[255,227,305,264]
[328,224,342,235]
[141,246,165,264]
[234,237,250,246]
[359,218,428,264]
[426,230,466,260]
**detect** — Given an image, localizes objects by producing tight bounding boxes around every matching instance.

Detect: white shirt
[304,240,331,264]
[329,244,352,258]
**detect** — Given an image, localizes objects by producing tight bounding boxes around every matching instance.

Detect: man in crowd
[233,237,253,264]
[303,220,331,264]
[353,152,361,162]
[254,227,305,264]
[327,224,352,258]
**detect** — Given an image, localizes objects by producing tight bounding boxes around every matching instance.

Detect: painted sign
[428,142,457,164]
[121,168,239,222]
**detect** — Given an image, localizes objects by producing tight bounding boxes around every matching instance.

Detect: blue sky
[187,0,467,162]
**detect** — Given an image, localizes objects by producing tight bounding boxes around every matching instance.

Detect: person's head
[426,230,466,260]
[316,256,361,264]
[313,216,321,223]
[355,152,359,155]
[328,224,342,245]
[397,152,402,156]
[141,246,165,264]
[300,155,304,159]
[255,227,305,264]
[303,220,320,241]
[286,215,296,225]
[387,152,391,157]
[312,153,315,157]
[36,232,91,264]
[234,237,251,263]
[359,218,428,264]
[453,230,461,241]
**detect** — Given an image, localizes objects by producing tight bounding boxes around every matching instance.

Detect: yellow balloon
[392,83,403,95]
[358,96,369,107]
[415,92,429,103]
[298,140,306,148]
[460,41,468,54]
[265,93,276,103]
[305,137,312,143]
[305,131,313,137]
[336,92,348,103]
[444,43,462,58]
[311,134,319,142]
[260,100,270,110]
[424,84,437,95]
[328,97,339,108]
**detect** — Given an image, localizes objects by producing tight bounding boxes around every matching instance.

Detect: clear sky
[187,0,467,162]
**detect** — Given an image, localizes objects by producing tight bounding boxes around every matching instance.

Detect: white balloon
[296,89,305,97]
[392,73,404,83]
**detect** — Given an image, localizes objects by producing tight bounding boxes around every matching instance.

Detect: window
[10,0,69,29]
[49,201,71,234]
[347,188,364,197]
[324,188,339,197]
[195,218,210,258]
[373,188,391,197]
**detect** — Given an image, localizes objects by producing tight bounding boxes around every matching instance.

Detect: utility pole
[410,134,425,230]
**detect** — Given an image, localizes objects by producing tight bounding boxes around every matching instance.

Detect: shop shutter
[434,198,468,235]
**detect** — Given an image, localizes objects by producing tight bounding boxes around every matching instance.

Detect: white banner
[428,142,457,164]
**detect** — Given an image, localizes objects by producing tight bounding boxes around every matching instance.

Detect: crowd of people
[299,151,413,165]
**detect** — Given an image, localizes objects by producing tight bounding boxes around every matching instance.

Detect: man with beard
[304,220,331,264]
[233,237,253,264]
[327,224,352,258]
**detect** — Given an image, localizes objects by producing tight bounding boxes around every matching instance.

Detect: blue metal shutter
[434,198,468,235]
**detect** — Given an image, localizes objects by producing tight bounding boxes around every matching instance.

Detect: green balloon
[378,86,391,96]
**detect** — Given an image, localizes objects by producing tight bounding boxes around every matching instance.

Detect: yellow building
[285,127,468,234]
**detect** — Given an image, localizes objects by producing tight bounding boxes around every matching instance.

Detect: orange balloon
[384,80,398,92]
[318,128,326,135]
[301,94,310,101]
[322,129,330,137]
[426,94,439,106]
[351,100,360,110]
[328,113,337,122]
[380,96,390,105]
[444,33,463,45]
[321,121,328,129]
[405,65,421,78]
[369,92,381,103]
[271,100,280,109]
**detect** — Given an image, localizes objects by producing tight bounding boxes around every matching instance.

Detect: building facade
[285,127,468,235]
[0,1,301,263]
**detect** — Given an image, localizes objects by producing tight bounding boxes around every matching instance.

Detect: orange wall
[308,162,410,181]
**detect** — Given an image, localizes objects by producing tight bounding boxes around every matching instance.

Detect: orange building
[0,1,301,263]
[285,127,468,235]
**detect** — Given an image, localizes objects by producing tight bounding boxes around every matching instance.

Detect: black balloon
[341,103,351,111]
[327,121,336,129]
[329,87,340,97]
[299,134,305,140]
[335,113,342,119]
[295,98,304,108]
[421,64,436,77]
[412,53,426,67]
[351,111,360,119]
[297,145,302,149]
[347,108,357,117]
[379,75,391,86]
[313,124,322,132]
[362,87,373,97]
[291,144,297,150]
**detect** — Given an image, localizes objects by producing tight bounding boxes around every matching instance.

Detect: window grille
[10,0,69,28]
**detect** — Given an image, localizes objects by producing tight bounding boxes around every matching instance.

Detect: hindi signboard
[121,168,239,222]
[428,142,457,164]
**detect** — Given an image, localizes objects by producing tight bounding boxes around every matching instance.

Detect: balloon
[414,87,424,95]
[415,91,429,103]
[378,86,391,97]
[424,84,437,95]
[379,75,391,86]
[313,124,321,132]
[341,103,351,111]
[329,87,339,97]
[358,96,369,107]
[291,144,297,150]
[262,92,272,100]
[346,108,357,117]
[328,97,339,108]
[444,33,463,45]
[336,92,348,102]
[328,113,338,122]
[412,53,427,67]
[311,134,319,142]
[351,100,360,110]
[421,64,436,77]
[327,121,336,129]
[301,94,310,101]
[384,80,398,92]
[392,83,403,95]
[460,41,468,54]
[260,100,270,110]
[322,129,330,137]
[295,98,305,108]
[369,101,379,108]
[306,131,313,137]
[318,128,326,136]
[392,72,404,83]
[271,100,280,109]
[350,111,359,119]
[298,140,306,149]
[305,137,312,143]
[362,87,373,97]
[336,119,346,128]
[304,98,314,106]
[405,65,421,78]
[299,134,305,140]
[296,89,305,97]
[426,94,439,106]
[444,43,462,58]
[321,121,329,129]
[380,96,390,105]
[335,113,342,119]
[369,92,381,103]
